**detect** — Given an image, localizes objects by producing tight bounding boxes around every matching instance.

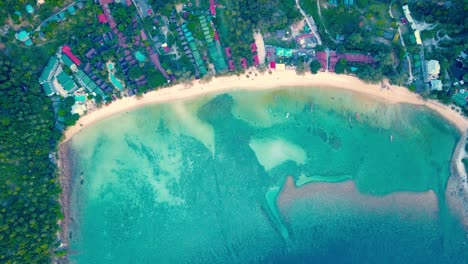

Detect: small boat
[268,107,272,113]
[286,112,290,119]
[390,135,393,142]
[355,112,360,120]
[274,95,278,102]
[310,103,314,112]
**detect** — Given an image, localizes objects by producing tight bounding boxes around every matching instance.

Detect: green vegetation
[0,56,62,262]
[309,60,322,74]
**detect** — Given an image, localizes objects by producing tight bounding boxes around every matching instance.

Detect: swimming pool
[106,62,124,90]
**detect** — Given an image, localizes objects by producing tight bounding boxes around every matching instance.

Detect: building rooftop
[98,13,107,23]
[41,82,55,96]
[430,79,443,91]
[25,5,34,14]
[57,72,77,92]
[62,45,82,66]
[15,30,29,42]
[67,6,76,14]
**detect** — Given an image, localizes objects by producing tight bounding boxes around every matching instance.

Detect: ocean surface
[68,87,467,263]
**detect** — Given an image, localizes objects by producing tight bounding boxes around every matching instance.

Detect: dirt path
[389,1,413,84]
[253,32,266,65]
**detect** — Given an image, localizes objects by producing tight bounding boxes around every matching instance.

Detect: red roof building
[315,51,327,70]
[228,60,235,71]
[253,55,259,66]
[210,0,216,16]
[163,46,171,53]
[225,47,232,58]
[98,13,107,23]
[241,58,247,69]
[251,43,257,53]
[326,52,375,72]
[62,45,81,66]
[269,61,276,69]
[214,30,219,41]
[126,0,132,6]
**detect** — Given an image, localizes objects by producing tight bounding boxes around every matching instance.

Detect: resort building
[57,71,78,93]
[25,4,34,14]
[62,45,82,66]
[426,60,440,80]
[276,63,286,71]
[15,30,33,46]
[39,56,60,96]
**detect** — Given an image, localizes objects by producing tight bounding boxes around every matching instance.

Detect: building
[62,45,82,66]
[25,4,34,14]
[209,0,216,16]
[57,71,78,93]
[276,63,286,71]
[241,58,247,69]
[67,6,76,15]
[253,55,260,66]
[98,13,108,23]
[228,60,235,71]
[39,56,59,84]
[269,61,276,69]
[39,56,60,96]
[426,60,440,80]
[430,79,443,91]
[315,51,327,71]
[15,30,33,46]
[276,48,293,58]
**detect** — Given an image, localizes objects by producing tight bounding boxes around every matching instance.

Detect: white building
[426,60,440,80]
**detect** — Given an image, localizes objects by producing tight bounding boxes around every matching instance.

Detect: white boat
[286,112,290,119]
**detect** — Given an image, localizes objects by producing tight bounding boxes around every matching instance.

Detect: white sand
[63,70,468,142]
[253,32,266,64]
[249,137,307,171]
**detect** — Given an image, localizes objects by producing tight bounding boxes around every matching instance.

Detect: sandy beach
[63,70,468,142]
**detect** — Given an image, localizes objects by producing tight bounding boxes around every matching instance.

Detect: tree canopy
[0,55,62,262]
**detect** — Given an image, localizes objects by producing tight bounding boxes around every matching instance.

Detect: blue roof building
[67,6,76,15]
[25,4,34,14]
[14,10,22,18]
[15,30,33,46]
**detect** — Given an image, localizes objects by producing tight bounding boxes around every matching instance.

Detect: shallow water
[68,87,467,263]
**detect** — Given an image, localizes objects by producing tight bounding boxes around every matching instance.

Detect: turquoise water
[106,62,124,90]
[68,87,467,263]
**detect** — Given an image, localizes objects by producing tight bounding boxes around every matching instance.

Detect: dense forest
[0,55,62,262]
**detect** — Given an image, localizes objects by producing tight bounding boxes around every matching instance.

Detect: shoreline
[62,70,468,142]
[56,143,73,263]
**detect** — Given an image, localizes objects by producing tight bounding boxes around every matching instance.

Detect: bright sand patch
[279,176,439,218]
[168,100,215,155]
[253,32,266,64]
[249,137,307,171]
[63,70,468,143]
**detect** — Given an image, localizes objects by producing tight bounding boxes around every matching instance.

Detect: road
[316,0,337,43]
[295,0,322,45]
[34,0,85,32]
[389,1,413,84]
